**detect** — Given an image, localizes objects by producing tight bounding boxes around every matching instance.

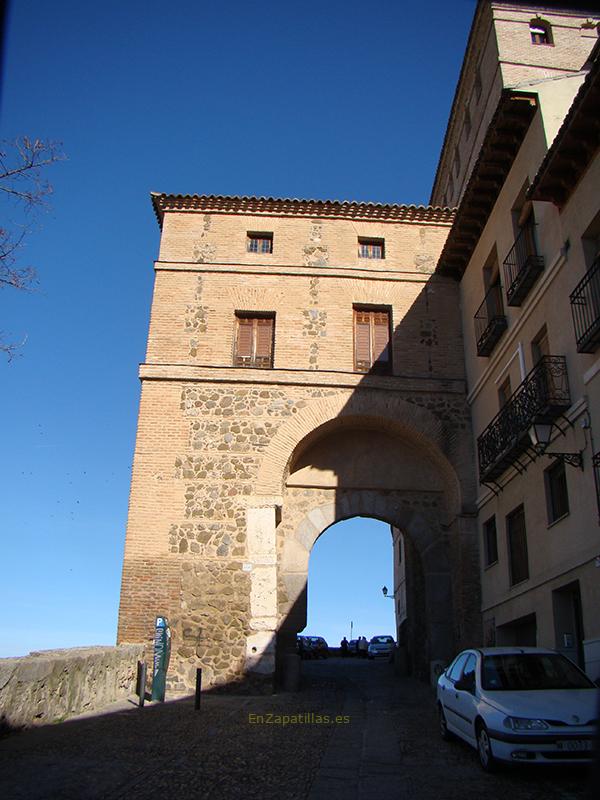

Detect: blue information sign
[151,616,171,702]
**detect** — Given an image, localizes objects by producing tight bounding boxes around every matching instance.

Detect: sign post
[151,616,171,702]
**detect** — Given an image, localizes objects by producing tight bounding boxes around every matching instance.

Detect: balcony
[475,283,507,357]
[570,257,600,354]
[503,221,544,306]
[478,356,571,484]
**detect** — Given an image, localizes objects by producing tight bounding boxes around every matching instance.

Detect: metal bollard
[194,668,202,710]
[137,661,147,707]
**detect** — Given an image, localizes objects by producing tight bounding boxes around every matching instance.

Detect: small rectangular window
[531,325,549,365]
[507,505,529,586]
[358,237,384,259]
[545,461,569,523]
[530,21,552,45]
[464,106,472,140]
[483,515,498,567]
[498,375,512,408]
[234,313,274,368]
[454,145,461,176]
[247,232,273,254]
[353,306,391,372]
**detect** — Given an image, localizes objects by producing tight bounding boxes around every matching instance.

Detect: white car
[437,646,598,771]
[367,635,395,660]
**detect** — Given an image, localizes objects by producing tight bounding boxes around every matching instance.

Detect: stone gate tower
[117,193,480,691]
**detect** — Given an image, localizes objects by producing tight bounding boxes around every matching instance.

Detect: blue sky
[0,0,475,657]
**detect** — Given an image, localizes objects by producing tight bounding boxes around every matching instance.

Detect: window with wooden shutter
[353,307,391,373]
[234,314,274,368]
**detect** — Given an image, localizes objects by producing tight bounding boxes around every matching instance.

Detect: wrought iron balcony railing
[478,356,571,484]
[503,221,544,307]
[570,256,600,354]
[475,283,507,357]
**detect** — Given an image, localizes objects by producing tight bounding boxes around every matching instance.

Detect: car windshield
[482,653,595,691]
[371,636,393,644]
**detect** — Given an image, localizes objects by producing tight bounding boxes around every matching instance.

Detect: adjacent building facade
[118,2,600,690]
[434,3,600,678]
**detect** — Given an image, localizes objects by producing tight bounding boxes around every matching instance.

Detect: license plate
[556,740,592,751]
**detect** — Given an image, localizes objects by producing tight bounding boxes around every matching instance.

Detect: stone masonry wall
[119,206,479,692]
[0,645,144,729]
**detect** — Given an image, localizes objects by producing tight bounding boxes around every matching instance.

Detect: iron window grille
[358,238,384,259]
[247,233,273,254]
[570,256,600,353]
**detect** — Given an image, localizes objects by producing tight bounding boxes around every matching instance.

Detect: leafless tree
[1,136,64,359]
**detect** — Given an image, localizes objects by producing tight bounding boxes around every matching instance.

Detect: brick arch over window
[254,392,469,514]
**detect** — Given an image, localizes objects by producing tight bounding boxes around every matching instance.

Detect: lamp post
[382,585,395,599]
[528,423,583,469]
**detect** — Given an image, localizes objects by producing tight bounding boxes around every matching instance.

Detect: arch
[254,392,465,513]
[278,493,454,676]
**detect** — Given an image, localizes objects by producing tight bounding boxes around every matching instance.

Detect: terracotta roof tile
[150,192,455,227]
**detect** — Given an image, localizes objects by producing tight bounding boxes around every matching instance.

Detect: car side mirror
[455,676,475,693]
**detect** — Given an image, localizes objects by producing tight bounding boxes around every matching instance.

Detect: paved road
[0,658,595,799]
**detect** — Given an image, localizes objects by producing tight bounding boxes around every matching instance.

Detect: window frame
[506,504,530,587]
[352,305,392,374]
[357,237,385,260]
[531,324,550,366]
[497,375,512,408]
[544,460,570,525]
[233,312,275,369]
[246,231,274,254]
[483,515,498,568]
[529,19,553,46]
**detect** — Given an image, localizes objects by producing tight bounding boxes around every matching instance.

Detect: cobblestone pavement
[0,658,595,799]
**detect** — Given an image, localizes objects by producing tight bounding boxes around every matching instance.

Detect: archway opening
[305,517,396,648]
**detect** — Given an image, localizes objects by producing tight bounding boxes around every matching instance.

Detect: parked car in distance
[368,635,395,660]
[302,636,329,659]
[296,635,308,659]
[437,646,598,771]
[348,639,359,656]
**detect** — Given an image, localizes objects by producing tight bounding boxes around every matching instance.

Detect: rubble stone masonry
[118,200,480,692]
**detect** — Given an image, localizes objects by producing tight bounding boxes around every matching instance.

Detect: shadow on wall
[119,272,480,696]
[270,274,481,685]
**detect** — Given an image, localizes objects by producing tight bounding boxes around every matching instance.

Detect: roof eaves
[436,89,539,279]
[149,192,456,226]
[528,39,600,207]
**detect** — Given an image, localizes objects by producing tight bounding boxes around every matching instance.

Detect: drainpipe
[494,342,527,386]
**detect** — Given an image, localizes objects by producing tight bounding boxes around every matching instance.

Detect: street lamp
[528,423,583,469]
[382,585,395,599]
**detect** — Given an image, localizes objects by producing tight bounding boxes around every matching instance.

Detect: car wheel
[476,721,497,773]
[438,704,452,741]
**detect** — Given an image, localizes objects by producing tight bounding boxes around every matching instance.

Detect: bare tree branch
[0,137,64,358]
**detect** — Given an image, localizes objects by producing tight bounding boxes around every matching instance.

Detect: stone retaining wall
[0,645,144,729]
